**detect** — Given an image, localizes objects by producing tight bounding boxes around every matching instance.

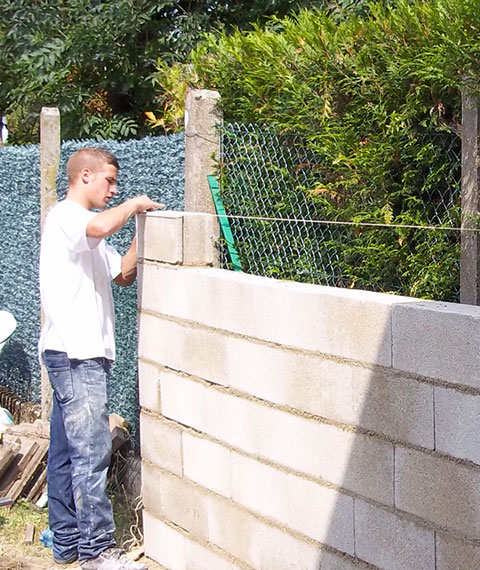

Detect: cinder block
[393,301,480,388]
[435,387,480,464]
[206,492,323,570]
[142,461,165,521]
[254,405,394,505]
[138,360,161,413]
[140,412,183,476]
[436,532,480,570]
[183,212,216,266]
[184,537,245,570]
[137,266,399,366]
[137,211,183,264]
[354,499,435,570]
[352,368,434,449]
[395,447,480,538]
[156,469,210,541]
[137,310,228,384]
[160,371,207,432]
[183,432,232,497]
[143,510,186,570]
[204,388,261,456]
[139,314,434,449]
[231,453,354,554]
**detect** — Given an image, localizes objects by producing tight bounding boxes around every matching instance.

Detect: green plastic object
[208,175,243,272]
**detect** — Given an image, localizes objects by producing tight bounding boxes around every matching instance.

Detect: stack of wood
[0,419,49,507]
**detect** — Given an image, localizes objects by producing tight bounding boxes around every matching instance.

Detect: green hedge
[156,0,480,300]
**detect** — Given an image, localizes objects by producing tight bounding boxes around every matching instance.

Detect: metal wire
[218,122,461,300]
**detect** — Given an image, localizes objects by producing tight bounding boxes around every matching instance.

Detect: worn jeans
[43,350,116,563]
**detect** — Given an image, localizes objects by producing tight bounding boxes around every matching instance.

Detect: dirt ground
[0,500,165,570]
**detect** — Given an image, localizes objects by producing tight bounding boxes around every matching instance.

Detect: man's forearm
[114,237,137,287]
[87,195,164,239]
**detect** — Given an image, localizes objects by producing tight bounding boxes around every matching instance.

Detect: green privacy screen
[0,134,185,440]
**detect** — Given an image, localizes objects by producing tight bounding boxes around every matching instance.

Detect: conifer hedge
[155,0,480,299]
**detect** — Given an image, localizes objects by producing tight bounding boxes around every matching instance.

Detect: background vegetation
[150,0,478,299]
[0,0,313,143]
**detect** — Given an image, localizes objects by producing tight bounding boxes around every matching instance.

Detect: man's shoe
[80,548,148,570]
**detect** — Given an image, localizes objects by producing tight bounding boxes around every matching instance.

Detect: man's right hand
[131,195,165,213]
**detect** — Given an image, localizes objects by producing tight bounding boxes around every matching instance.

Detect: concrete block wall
[137,211,480,570]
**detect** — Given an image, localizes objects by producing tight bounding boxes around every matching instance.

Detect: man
[39,147,163,570]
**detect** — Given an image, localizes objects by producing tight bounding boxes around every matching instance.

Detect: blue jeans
[43,350,116,562]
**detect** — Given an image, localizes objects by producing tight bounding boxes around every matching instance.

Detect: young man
[39,147,163,570]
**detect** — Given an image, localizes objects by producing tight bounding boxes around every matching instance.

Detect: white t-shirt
[38,199,122,361]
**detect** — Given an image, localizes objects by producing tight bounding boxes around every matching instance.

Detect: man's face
[84,163,118,209]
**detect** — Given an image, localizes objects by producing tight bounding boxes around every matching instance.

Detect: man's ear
[80,168,91,184]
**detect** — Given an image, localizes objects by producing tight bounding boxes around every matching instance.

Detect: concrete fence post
[40,107,60,419]
[461,88,480,305]
[184,89,222,214]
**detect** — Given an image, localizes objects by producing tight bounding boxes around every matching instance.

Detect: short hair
[66,147,119,184]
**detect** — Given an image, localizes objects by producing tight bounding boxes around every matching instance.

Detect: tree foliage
[151,0,478,299]
[0,0,313,143]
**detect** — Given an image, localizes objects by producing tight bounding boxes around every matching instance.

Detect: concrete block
[183,212,216,266]
[393,300,480,388]
[231,453,354,554]
[184,536,244,570]
[354,499,435,570]
[140,412,183,476]
[160,371,207,432]
[435,387,480,464]
[183,432,232,497]
[138,360,161,413]
[137,308,228,385]
[157,469,210,541]
[137,211,183,264]
[138,312,433,449]
[206,492,323,570]
[137,266,400,366]
[141,461,165,520]
[436,532,480,570]
[352,368,434,449]
[254,405,394,505]
[395,447,480,538]
[143,510,186,570]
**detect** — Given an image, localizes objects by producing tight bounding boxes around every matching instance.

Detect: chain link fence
[218,122,461,302]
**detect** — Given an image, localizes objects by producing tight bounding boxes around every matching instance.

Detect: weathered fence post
[184,89,222,266]
[40,107,60,419]
[184,89,222,214]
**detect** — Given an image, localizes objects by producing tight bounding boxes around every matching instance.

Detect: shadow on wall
[321,298,480,570]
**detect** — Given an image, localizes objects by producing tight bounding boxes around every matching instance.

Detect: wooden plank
[26,468,46,502]
[2,441,39,502]
[25,523,35,544]
[0,446,15,479]
[9,438,49,503]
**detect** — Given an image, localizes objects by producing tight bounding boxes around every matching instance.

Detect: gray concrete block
[354,499,435,570]
[137,211,183,264]
[138,359,161,413]
[206,492,323,570]
[183,212,217,266]
[143,510,186,570]
[231,452,354,554]
[157,470,210,542]
[393,300,480,388]
[137,265,399,366]
[435,387,480,464]
[395,447,480,538]
[140,412,183,476]
[183,432,232,497]
[436,532,480,570]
